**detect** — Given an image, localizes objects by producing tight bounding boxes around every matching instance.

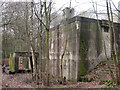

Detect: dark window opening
[104,27,109,32]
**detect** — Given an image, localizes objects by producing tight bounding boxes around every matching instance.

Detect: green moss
[79,41,88,76]
[80,41,87,59]
[78,76,93,82]
[78,21,89,79]
[9,53,15,72]
[99,80,117,88]
[79,60,88,76]
[117,52,120,58]
[78,40,88,77]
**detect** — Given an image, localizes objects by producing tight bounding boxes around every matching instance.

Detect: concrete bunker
[49,16,120,81]
[9,51,39,73]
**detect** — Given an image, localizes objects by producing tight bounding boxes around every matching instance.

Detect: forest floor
[2,64,120,88]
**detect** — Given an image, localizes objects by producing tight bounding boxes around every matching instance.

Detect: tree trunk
[106,0,120,85]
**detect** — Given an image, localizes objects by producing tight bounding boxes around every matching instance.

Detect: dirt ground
[2,73,33,88]
[2,73,107,88]
[2,65,112,88]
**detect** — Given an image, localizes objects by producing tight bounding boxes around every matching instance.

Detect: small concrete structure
[11,51,39,72]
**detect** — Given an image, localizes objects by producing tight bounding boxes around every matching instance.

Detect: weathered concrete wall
[49,16,120,81]
[49,19,80,80]
[113,23,120,57]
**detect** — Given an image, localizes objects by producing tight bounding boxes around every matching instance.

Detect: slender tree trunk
[40,2,43,83]
[30,1,37,80]
[106,0,120,84]
[38,0,43,83]
[25,1,36,80]
[44,1,51,86]
[60,37,68,78]
[57,26,60,76]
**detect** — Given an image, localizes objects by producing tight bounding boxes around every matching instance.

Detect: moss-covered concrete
[9,53,15,72]
[77,21,90,80]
